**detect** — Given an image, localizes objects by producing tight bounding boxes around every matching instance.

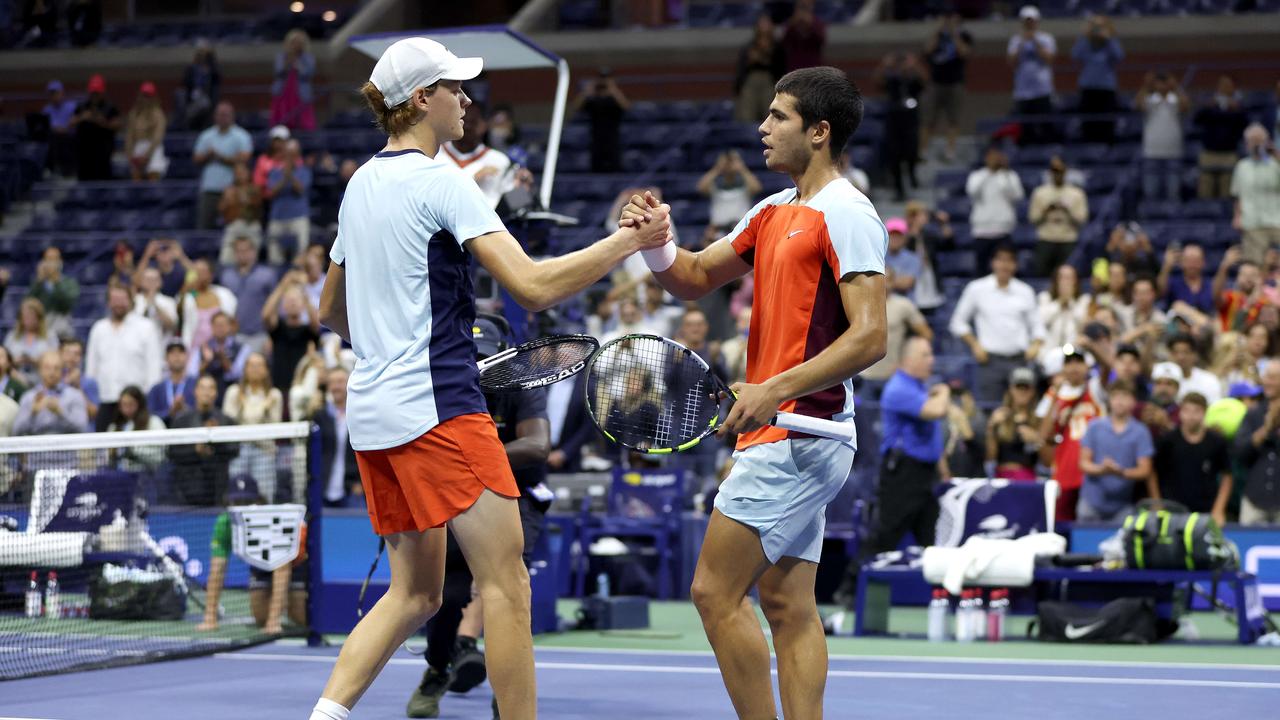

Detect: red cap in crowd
[86,74,106,94]
[139,81,157,97]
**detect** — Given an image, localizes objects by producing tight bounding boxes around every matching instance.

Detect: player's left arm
[318,262,349,343]
[723,271,887,435]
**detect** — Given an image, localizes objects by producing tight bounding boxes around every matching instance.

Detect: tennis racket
[477,333,599,392]
[584,334,855,453]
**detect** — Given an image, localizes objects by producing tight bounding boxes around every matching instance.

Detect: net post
[305,422,325,647]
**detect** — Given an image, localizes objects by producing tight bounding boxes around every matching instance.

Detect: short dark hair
[1108,380,1136,397]
[1169,333,1196,352]
[774,67,863,160]
[59,337,83,351]
[992,244,1018,262]
[1181,392,1208,409]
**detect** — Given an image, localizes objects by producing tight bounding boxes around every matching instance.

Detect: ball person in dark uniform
[407,317,552,719]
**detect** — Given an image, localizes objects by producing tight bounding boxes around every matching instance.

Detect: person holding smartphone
[1232,123,1280,264]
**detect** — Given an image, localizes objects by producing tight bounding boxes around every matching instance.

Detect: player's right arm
[318,262,349,343]
[467,216,672,312]
[619,190,752,301]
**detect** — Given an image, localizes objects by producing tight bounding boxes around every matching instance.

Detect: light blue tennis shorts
[713,438,855,564]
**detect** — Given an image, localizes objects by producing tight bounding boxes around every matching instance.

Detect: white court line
[0,716,65,719]
[267,640,1280,673]
[214,653,1280,690]
[526,645,1280,673]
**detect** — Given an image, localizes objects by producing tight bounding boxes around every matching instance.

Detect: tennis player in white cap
[308,38,671,720]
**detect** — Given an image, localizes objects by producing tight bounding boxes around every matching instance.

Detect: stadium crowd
[2,4,1280,533]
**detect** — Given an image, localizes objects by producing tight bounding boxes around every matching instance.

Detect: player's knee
[760,590,815,630]
[690,576,728,618]
[478,562,530,612]
[395,588,443,626]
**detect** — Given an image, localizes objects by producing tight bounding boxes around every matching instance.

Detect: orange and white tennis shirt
[728,177,887,451]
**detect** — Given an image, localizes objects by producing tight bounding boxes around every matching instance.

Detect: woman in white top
[1037,264,1092,372]
[3,298,59,386]
[223,353,283,500]
[108,385,167,473]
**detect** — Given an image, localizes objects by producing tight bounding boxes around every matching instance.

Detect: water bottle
[45,571,60,620]
[954,590,974,643]
[972,589,988,641]
[926,588,949,642]
[596,572,610,599]
[25,572,42,619]
[987,589,1009,642]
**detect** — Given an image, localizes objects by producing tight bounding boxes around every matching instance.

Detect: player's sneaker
[406,667,450,718]
[448,637,487,693]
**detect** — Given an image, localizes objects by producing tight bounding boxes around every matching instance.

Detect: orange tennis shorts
[354,412,519,536]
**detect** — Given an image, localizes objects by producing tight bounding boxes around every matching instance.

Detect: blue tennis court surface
[3,643,1278,719]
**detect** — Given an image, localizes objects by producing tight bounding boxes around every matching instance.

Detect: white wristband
[641,240,677,273]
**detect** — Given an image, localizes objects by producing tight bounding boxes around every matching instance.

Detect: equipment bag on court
[1033,598,1175,644]
[88,563,186,621]
[1120,505,1235,571]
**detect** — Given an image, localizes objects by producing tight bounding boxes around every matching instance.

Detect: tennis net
[0,422,314,680]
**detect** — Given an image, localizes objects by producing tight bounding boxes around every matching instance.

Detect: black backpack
[1121,503,1236,571]
[1034,598,1177,644]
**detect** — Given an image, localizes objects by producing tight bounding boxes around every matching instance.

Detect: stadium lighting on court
[322,10,337,22]
[290,2,304,12]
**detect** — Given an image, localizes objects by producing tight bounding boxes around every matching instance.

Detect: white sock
[309,698,350,720]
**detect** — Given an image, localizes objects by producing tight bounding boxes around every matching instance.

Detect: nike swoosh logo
[788,229,804,238]
[1064,621,1106,640]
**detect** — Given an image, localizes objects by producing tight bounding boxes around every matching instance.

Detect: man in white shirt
[1160,335,1223,404]
[966,146,1025,271]
[950,244,1045,403]
[1140,71,1189,202]
[86,285,163,431]
[131,266,178,337]
[440,101,529,209]
[1232,123,1280,263]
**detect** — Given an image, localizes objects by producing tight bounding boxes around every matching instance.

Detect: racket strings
[588,336,718,450]
[479,337,597,391]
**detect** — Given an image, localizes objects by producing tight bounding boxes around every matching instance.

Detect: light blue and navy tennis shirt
[331,148,505,451]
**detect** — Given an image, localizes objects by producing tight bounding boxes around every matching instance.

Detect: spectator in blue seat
[950,244,1045,404]
[884,217,921,299]
[262,273,321,396]
[1158,242,1214,315]
[219,236,277,351]
[27,246,79,338]
[1029,156,1088,277]
[168,374,238,506]
[1007,5,1056,145]
[1195,75,1250,200]
[193,311,249,397]
[3,298,58,386]
[862,269,932,385]
[1139,71,1189,202]
[733,14,784,124]
[1078,380,1155,521]
[73,74,120,181]
[698,150,762,236]
[966,146,1024,272]
[573,69,629,173]
[85,284,164,431]
[182,40,221,131]
[132,266,178,338]
[219,164,265,263]
[194,101,253,230]
[265,139,312,265]
[781,0,825,72]
[313,366,362,507]
[12,351,89,436]
[0,346,28,402]
[60,337,99,427]
[148,340,197,422]
[1232,123,1280,265]
[878,52,926,202]
[1037,264,1091,371]
[181,257,238,352]
[1105,222,1159,278]
[134,238,193,299]
[1259,79,1280,142]
[1071,14,1123,144]
[124,81,168,182]
[270,29,316,132]
[922,11,972,162]
[43,80,77,178]
[1233,361,1280,526]
[1155,392,1232,527]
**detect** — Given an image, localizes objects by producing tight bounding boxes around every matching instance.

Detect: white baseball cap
[268,125,291,141]
[370,37,483,108]
[1152,362,1182,384]
[1019,5,1041,20]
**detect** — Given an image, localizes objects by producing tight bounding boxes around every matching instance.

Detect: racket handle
[772,412,856,442]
